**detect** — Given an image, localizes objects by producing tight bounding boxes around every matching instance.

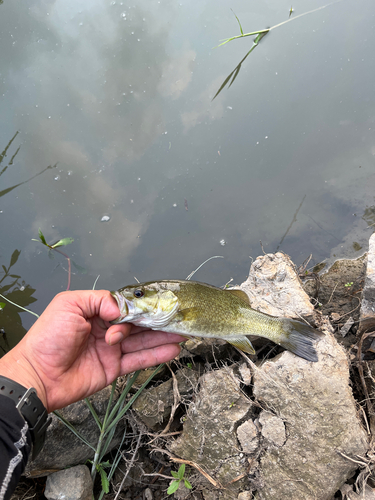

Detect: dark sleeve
[0,395,31,500]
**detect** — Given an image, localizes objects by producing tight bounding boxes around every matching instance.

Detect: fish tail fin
[278,319,324,362]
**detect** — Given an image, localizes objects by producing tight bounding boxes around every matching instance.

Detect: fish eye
[133,289,144,298]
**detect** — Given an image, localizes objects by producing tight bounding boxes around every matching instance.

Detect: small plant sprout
[32,228,86,290]
[167,464,192,495]
[345,282,353,288]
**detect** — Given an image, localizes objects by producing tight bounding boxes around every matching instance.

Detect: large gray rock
[170,365,251,496]
[239,252,314,318]
[253,324,368,500]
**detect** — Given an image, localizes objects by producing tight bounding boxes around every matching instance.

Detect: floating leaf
[0,302,5,310]
[51,237,74,249]
[167,481,180,495]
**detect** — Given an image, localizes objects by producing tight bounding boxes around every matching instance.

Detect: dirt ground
[12,253,375,500]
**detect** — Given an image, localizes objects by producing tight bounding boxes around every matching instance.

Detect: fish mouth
[110,291,129,324]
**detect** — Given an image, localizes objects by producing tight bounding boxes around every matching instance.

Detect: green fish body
[110,280,323,362]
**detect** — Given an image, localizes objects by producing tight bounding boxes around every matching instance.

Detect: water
[1,0,375,347]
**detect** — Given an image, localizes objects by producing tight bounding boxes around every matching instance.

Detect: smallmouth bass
[111,280,323,362]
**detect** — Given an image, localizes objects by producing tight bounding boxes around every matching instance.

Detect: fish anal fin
[225,289,251,304]
[225,335,256,354]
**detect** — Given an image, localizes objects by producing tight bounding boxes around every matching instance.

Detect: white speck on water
[172,203,177,207]
[54,175,60,181]
[20,286,25,291]
[220,239,226,246]
[79,22,83,26]
[67,170,72,176]
[265,135,268,139]
[227,106,232,110]
[164,131,168,134]
[130,199,134,203]
[100,215,111,222]
[48,116,51,119]
[137,177,141,181]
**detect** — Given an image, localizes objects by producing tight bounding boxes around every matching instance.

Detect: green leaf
[0,302,5,310]
[184,479,192,489]
[51,237,74,248]
[10,249,20,268]
[178,464,185,479]
[167,480,180,495]
[231,9,244,35]
[9,275,21,279]
[99,467,110,493]
[38,229,47,246]
[100,461,111,468]
[171,471,179,479]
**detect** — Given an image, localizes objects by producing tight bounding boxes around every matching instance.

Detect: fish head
[110,281,180,329]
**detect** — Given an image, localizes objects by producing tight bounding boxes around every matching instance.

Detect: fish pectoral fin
[224,336,256,355]
[174,307,201,323]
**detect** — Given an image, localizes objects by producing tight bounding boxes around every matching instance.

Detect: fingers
[105,323,132,346]
[120,344,182,374]
[120,330,186,353]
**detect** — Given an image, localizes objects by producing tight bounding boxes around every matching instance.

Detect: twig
[148,364,181,444]
[327,283,339,305]
[151,448,224,489]
[114,431,142,500]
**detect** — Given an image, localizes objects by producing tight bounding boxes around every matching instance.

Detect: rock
[258,411,286,448]
[170,365,251,491]
[236,420,259,454]
[252,327,368,500]
[238,363,252,385]
[340,484,375,500]
[44,465,92,500]
[26,385,126,476]
[238,492,252,500]
[340,316,355,337]
[239,252,314,318]
[360,232,375,321]
[132,367,199,430]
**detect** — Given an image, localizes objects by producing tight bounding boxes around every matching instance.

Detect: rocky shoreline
[16,234,375,500]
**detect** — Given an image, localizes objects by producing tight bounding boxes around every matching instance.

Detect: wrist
[0,348,48,410]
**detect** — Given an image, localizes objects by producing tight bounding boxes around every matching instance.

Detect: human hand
[0,290,185,412]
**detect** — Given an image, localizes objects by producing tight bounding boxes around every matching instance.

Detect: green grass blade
[104,364,165,437]
[231,9,243,35]
[84,398,102,430]
[53,411,96,451]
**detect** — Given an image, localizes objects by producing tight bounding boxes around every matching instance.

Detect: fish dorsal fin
[224,335,256,354]
[225,289,251,304]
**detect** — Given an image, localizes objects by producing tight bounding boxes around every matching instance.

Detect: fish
[110,280,324,362]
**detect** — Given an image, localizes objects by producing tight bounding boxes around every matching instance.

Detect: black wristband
[0,375,51,459]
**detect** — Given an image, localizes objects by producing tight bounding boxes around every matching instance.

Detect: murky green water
[1,0,375,348]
